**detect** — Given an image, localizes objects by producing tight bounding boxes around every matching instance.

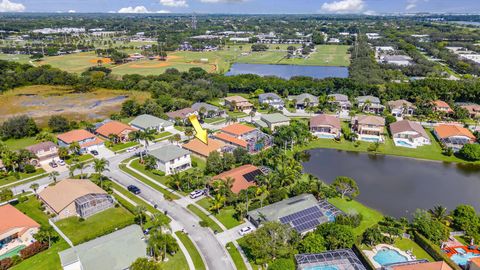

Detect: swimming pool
[395,140,414,148]
[304,266,338,270]
[373,248,408,266]
[0,245,26,260]
[360,137,380,142]
[450,252,480,265]
[324,210,336,222]
[316,134,336,139]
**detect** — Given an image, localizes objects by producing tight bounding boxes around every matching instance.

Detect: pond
[225,63,349,79]
[302,148,480,218]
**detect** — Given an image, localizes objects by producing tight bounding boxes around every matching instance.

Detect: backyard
[196,197,244,229]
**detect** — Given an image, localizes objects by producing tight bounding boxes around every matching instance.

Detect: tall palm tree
[141,129,156,149]
[184,127,194,140]
[209,193,225,214]
[428,205,452,225]
[74,162,90,179]
[168,173,182,191]
[48,171,60,183]
[134,205,147,228]
[30,183,39,196]
[93,158,110,188]
[151,213,171,233]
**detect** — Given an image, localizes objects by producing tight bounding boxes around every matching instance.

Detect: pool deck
[444,245,480,257]
[363,244,414,270]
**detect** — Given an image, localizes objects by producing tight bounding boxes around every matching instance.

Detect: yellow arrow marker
[188,114,208,145]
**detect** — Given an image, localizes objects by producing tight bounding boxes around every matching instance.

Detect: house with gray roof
[288,93,319,109]
[258,93,284,109]
[390,120,430,148]
[256,113,290,131]
[355,96,385,114]
[191,102,225,118]
[149,145,191,175]
[58,225,146,270]
[327,94,351,110]
[130,114,173,132]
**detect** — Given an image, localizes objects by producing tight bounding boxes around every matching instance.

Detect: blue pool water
[396,140,413,147]
[373,248,408,266]
[304,266,339,270]
[360,137,380,142]
[324,210,336,222]
[450,252,480,265]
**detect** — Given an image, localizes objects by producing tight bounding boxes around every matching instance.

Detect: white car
[126,146,138,153]
[189,190,205,199]
[238,226,254,236]
[57,159,66,166]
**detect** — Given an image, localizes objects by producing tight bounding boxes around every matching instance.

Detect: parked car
[126,146,138,153]
[189,189,205,199]
[90,150,99,156]
[238,226,254,236]
[135,150,148,157]
[128,185,141,194]
[57,159,65,166]
[49,162,58,168]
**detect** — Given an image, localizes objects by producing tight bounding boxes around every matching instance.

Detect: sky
[1,0,480,14]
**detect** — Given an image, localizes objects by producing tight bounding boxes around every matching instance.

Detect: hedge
[352,244,375,270]
[19,242,48,260]
[0,258,13,270]
[412,231,461,270]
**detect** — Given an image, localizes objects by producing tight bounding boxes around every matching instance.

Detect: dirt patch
[129,62,172,68]
[89,58,112,64]
[166,55,182,60]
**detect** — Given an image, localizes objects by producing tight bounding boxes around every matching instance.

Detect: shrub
[23,164,36,174]
[335,214,363,228]
[412,231,461,270]
[267,258,295,270]
[459,144,480,161]
[19,242,48,260]
[0,258,13,270]
[199,220,209,227]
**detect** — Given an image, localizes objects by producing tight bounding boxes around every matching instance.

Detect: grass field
[226,242,248,270]
[197,198,243,229]
[187,204,224,232]
[394,238,434,261]
[0,53,32,64]
[55,207,134,245]
[175,231,206,270]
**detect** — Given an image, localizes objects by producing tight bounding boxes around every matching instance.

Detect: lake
[226,63,349,79]
[302,148,480,218]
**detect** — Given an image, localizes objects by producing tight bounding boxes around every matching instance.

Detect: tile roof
[356,115,385,126]
[182,138,225,158]
[149,145,191,163]
[57,129,96,144]
[191,102,220,112]
[391,261,452,270]
[212,164,259,193]
[130,114,173,130]
[214,132,248,148]
[310,114,341,129]
[0,204,40,237]
[166,107,197,119]
[221,123,256,136]
[80,137,104,148]
[390,120,428,139]
[39,179,107,213]
[289,93,319,104]
[388,99,416,109]
[25,141,58,154]
[96,121,137,137]
[471,257,480,267]
[434,124,476,140]
[433,100,451,108]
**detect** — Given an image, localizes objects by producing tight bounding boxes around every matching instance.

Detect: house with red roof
[432,100,454,114]
[213,123,272,153]
[434,124,476,151]
[57,129,104,153]
[0,204,40,256]
[212,164,264,193]
[95,121,137,143]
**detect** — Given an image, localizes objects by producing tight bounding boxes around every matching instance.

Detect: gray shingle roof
[355,96,380,104]
[289,93,319,104]
[191,102,220,112]
[130,114,173,130]
[328,93,349,102]
[149,145,191,162]
[259,93,282,101]
[58,225,147,270]
[247,194,319,223]
[261,113,290,124]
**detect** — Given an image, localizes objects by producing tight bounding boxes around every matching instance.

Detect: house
[327,94,351,110]
[352,115,385,142]
[432,100,453,114]
[256,113,290,131]
[213,123,273,153]
[388,100,416,117]
[95,121,137,143]
[469,258,480,270]
[182,138,226,159]
[386,261,452,270]
[433,124,476,151]
[381,55,412,66]
[288,93,318,109]
[224,96,254,112]
[0,204,40,254]
[26,141,59,164]
[58,225,147,270]
[148,145,192,175]
[191,102,224,118]
[247,194,342,234]
[57,130,104,153]
[310,114,341,139]
[390,120,431,148]
[38,179,114,220]
[258,93,284,109]
[166,107,198,123]
[459,103,480,119]
[212,164,263,193]
[356,96,385,114]
[296,249,367,270]
[130,114,174,132]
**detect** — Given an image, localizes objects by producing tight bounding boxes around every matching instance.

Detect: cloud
[160,0,188,7]
[320,0,364,13]
[406,0,428,11]
[156,10,171,13]
[0,0,26,12]
[199,0,246,3]
[118,6,150,13]
[68,9,76,13]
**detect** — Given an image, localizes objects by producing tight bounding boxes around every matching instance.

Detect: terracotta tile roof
[434,124,476,140]
[391,261,452,270]
[39,179,107,214]
[471,257,480,267]
[0,204,39,237]
[212,164,259,193]
[57,129,96,144]
[182,138,225,158]
[96,121,137,138]
[390,120,429,139]
[310,114,341,129]
[166,107,197,119]
[433,100,450,108]
[214,132,248,148]
[80,137,104,148]
[221,123,256,136]
[388,99,416,109]
[26,141,58,154]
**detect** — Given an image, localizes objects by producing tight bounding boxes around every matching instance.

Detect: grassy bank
[175,231,206,270]
[226,242,248,270]
[186,204,224,232]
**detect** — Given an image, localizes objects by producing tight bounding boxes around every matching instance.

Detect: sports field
[0,53,32,64]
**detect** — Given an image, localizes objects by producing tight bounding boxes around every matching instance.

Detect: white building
[149,145,192,175]
[390,120,431,148]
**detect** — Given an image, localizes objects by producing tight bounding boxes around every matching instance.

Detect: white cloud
[156,10,171,13]
[160,0,188,7]
[406,0,428,11]
[118,6,150,13]
[0,0,26,12]
[320,0,364,13]
[68,9,76,13]
[200,0,246,3]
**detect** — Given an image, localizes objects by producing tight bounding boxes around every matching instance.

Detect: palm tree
[108,134,120,144]
[93,158,110,188]
[168,173,182,191]
[134,205,147,228]
[209,193,225,214]
[30,183,39,196]
[151,213,171,233]
[48,171,60,183]
[141,129,156,149]
[256,186,270,208]
[68,142,81,156]
[184,127,194,140]
[428,205,452,225]
[148,230,179,262]
[74,162,90,179]
[236,202,247,219]
[249,110,256,122]
[173,134,181,145]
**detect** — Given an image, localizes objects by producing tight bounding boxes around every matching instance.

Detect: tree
[73,161,90,179]
[362,225,385,247]
[267,258,295,270]
[428,205,452,226]
[58,147,69,160]
[134,205,147,228]
[35,131,55,143]
[0,115,39,139]
[331,176,359,199]
[130,258,161,270]
[452,205,480,239]
[93,158,110,188]
[205,151,224,174]
[48,171,60,183]
[298,233,326,253]
[0,188,13,202]
[48,115,70,133]
[315,223,355,250]
[34,226,58,248]
[148,230,179,262]
[385,115,397,125]
[412,209,449,244]
[68,142,81,155]
[144,155,157,171]
[184,127,194,139]
[30,183,39,195]
[459,144,480,161]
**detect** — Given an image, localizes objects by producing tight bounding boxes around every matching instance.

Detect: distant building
[385,260,452,270]
[310,114,341,139]
[356,96,385,114]
[213,123,272,153]
[166,107,198,123]
[224,96,254,112]
[95,121,137,142]
[381,55,412,66]
[256,113,290,131]
[459,103,480,119]
[258,93,284,109]
[352,115,385,143]
[432,100,453,114]
[26,141,59,163]
[288,93,319,109]
[433,124,476,151]
[59,225,147,270]
[191,102,224,118]
[130,114,174,132]
[388,100,416,117]
[0,204,40,251]
[328,94,351,110]
[57,130,104,154]
[390,120,430,148]
[149,145,191,175]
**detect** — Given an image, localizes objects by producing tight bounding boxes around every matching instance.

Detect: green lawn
[191,156,206,170]
[175,231,206,270]
[154,131,173,141]
[204,117,226,124]
[187,204,224,232]
[161,248,189,270]
[0,53,32,64]
[3,137,37,150]
[227,111,248,118]
[65,154,94,165]
[0,168,47,188]
[108,141,139,152]
[55,207,134,245]
[226,242,248,270]
[328,197,383,236]
[197,198,243,229]
[394,238,434,261]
